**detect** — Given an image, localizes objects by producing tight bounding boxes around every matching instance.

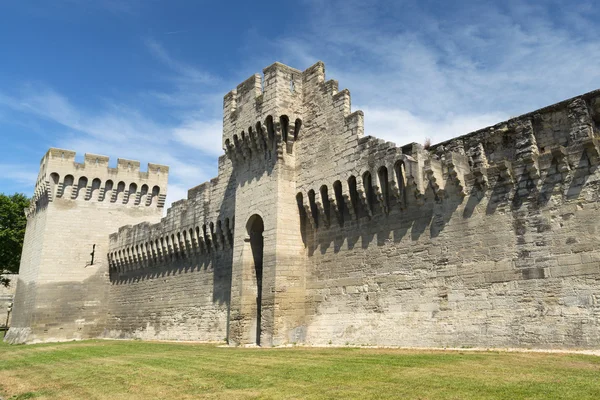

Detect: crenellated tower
[224,61,365,346]
[6,148,168,343]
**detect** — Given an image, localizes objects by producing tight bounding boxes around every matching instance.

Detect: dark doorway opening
[247,215,264,345]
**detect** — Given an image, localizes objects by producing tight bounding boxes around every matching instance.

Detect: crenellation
[444,151,469,197]
[83,153,110,167]
[235,73,262,109]
[345,110,365,139]
[301,61,325,96]
[45,148,76,163]
[24,149,170,213]
[323,79,339,96]
[116,158,140,173]
[107,153,235,280]
[582,137,600,171]
[567,98,594,143]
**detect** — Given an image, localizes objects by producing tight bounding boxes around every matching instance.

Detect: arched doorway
[246,215,264,345]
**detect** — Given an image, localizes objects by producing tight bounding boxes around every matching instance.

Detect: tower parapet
[223,63,304,149]
[222,61,364,168]
[27,148,169,218]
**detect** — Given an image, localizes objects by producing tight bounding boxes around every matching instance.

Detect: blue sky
[2,0,600,206]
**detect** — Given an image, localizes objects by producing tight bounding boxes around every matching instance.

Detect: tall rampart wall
[102,61,600,348]
[104,155,235,341]
[295,79,600,348]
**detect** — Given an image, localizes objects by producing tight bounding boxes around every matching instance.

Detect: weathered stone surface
[0,274,17,328]
[5,151,168,344]
[7,61,600,349]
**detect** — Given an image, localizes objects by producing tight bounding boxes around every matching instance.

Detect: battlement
[296,88,600,230]
[39,148,168,177]
[223,62,304,157]
[222,61,363,167]
[26,148,169,218]
[107,212,234,276]
[223,61,328,131]
[107,170,235,277]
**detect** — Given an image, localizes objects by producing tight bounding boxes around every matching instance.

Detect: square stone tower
[224,62,364,346]
[224,63,307,346]
[6,149,168,343]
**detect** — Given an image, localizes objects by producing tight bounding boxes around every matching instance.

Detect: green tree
[0,193,29,287]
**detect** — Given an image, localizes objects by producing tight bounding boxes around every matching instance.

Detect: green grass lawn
[0,340,599,399]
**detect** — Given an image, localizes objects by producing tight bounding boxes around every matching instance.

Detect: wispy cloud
[60,0,150,15]
[361,107,508,148]
[172,118,224,156]
[251,0,600,146]
[0,164,38,189]
[164,30,189,35]
[143,38,226,119]
[0,88,161,143]
[145,39,218,86]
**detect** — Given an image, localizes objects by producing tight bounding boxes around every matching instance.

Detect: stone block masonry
[104,156,234,341]
[0,274,18,328]
[7,61,600,349]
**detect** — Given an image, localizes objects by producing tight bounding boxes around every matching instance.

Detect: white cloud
[144,39,219,86]
[172,118,224,156]
[0,164,38,191]
[361,107,508,148]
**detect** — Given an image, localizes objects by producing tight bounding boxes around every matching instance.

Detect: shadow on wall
[109,247,234,306]
[300,156,596,256]
[109,154,239,309]
[228,115,285,187]
[6,270,109,344]
[302,178,465,257]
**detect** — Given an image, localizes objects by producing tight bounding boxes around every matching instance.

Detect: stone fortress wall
[296,73,600,348]
[102,61,600,348]
[1,274,18,328]
[5,150,168,343]
[7,61,600,348]
[104,155,235,341]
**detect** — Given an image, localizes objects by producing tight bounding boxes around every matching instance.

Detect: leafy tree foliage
[0,193,29,286]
